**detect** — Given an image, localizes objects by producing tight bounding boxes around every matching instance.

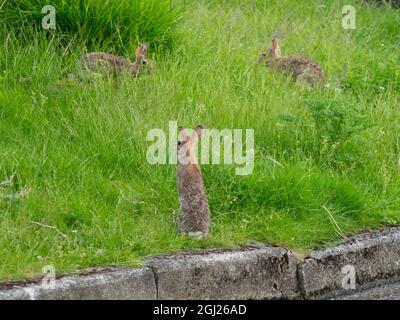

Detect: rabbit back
[274,55,325,86]
[79,52,133,75]
[177,164,211,237]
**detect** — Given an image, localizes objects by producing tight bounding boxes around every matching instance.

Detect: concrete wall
[1,226,400,300]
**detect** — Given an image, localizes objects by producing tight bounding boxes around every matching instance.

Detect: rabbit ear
[191,125,204,144]
[178,127,190,142]
[195,125,204,138]
[135,43,148,59]
[271,37,281,58]
[272,37,279,50]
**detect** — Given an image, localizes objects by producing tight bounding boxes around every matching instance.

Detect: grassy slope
[1,0,181,53]
[0,0,399,280]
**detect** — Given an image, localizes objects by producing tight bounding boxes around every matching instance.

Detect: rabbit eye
[177,141,182,146]
[142,60,148,65]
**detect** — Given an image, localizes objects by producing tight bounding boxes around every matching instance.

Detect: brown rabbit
[78,43,152,77]
[259,37,325,88]
[177,125,211,239]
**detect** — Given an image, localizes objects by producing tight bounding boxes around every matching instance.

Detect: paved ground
[330,278,400,300]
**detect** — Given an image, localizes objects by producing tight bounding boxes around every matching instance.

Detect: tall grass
[1,0,182,53]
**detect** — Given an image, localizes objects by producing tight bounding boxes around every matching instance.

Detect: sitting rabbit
[259,37,325,88]
[78,43,152,78]
[177,126,211,239]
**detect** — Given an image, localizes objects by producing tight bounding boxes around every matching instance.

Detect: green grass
[0,0,400,281]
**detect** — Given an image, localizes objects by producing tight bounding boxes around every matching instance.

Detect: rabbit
[78,43,152,78]
[176,125,211,239]
[258,37,325,88]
